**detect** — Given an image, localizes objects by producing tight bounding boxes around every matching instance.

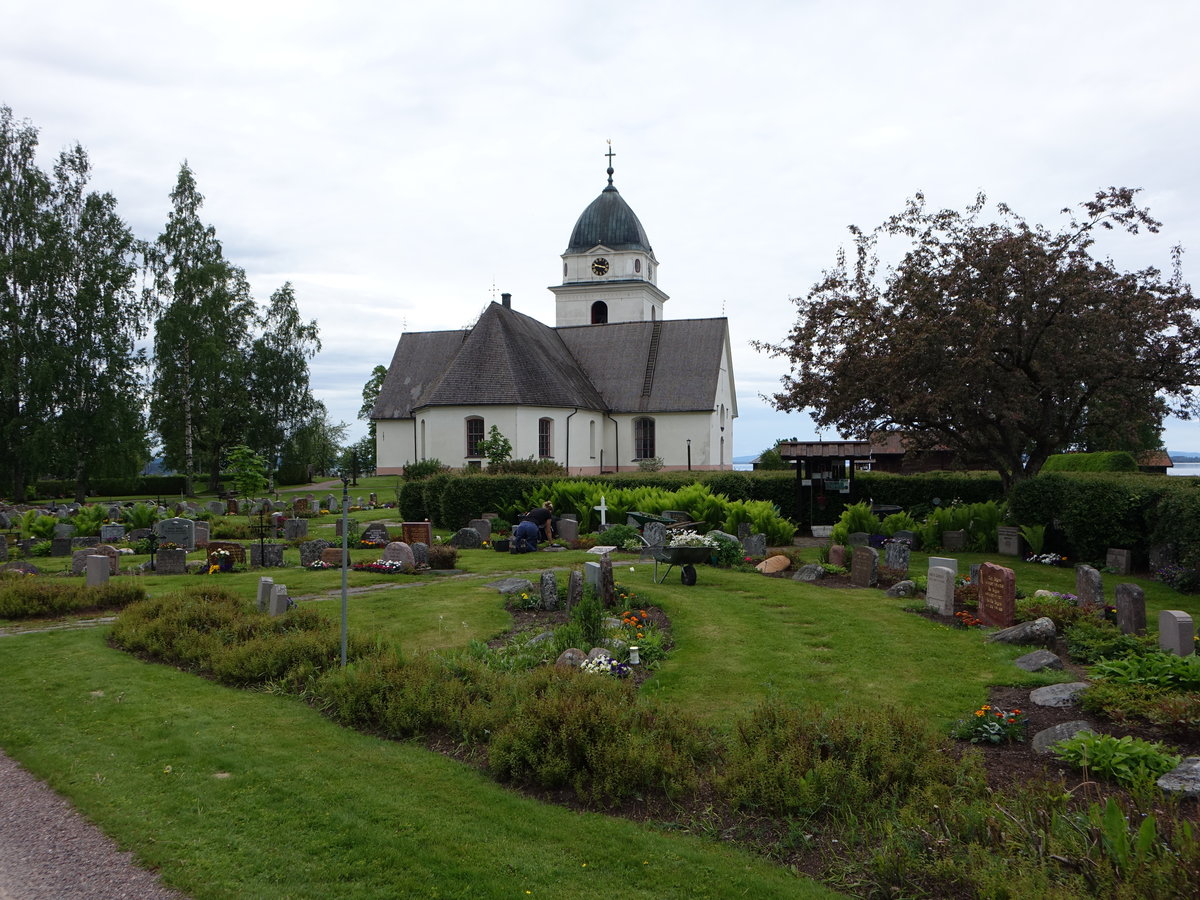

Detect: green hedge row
[1042,451,1139,473]
[32,475,200,499]
[1009,472,1200,564]
[396,469,1009,530]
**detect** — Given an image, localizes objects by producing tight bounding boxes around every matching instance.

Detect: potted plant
[491,520,512,552]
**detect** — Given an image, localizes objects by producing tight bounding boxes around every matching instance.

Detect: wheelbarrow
[652,545,712,585]
[626,511,675,530]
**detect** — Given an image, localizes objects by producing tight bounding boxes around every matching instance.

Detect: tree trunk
[182,344,194,496]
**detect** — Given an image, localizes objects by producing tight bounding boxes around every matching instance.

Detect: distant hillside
[1170,451,1200,462]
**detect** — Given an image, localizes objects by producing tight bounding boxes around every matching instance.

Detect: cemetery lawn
[0,628,837,900]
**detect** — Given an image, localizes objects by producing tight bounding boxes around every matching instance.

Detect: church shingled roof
[565,185,653,254]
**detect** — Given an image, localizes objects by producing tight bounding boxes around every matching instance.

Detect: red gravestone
[401,521,433,545]
[977,562,1016,627]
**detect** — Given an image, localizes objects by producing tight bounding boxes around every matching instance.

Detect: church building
[371,157,737,474]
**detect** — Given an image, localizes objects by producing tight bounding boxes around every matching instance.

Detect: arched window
[591,301,608,324]
[589,420,596,458]
[538,417,552,458]
[465,417,484,457]
[420,419,426,458]
[634,258,641,274]
[633,417,655,460]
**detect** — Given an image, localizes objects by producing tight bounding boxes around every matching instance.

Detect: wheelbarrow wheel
[680,564,697,586]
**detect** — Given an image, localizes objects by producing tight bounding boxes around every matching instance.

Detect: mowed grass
[0,629,837,899]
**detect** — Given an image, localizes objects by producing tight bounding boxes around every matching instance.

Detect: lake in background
[1169,462,1200,476]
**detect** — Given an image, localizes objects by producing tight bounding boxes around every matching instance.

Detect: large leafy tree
[755,188,1200,491]
[0,106,54,499]
[148,163,256,494]
[359,363,387,440]
[245,281,321,472]
[43,144,152,500]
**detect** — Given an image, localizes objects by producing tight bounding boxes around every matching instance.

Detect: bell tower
[551,145,669,326]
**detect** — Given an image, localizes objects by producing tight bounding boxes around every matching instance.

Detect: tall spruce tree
[148,163,255,494]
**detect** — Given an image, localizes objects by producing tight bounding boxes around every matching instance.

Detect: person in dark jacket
[524,501,555,544]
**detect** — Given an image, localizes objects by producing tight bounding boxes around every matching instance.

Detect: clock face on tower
[591,257,609,276]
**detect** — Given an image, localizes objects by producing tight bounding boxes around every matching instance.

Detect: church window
[563,261,568,277]
[634,258,641,274]
[591,301,608,324]
[420,419,426,458]
[538,418,552,458]
[633,417,655,460]
[466,417,484,457]
[589,420,596,458]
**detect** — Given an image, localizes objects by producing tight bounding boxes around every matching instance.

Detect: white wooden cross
[593,494,608,527]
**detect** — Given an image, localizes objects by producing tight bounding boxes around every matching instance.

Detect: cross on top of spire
[605,140,615,186]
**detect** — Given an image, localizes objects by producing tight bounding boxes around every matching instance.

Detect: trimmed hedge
[1042,451,1139,473]
[1009,472,1189,564]
[33,475,204,499]
[851,471,1004,509]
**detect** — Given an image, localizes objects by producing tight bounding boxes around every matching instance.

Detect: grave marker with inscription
[926,565,955,615]
[1106,548,1133,576]
[156,517,196,551]
[977,562,1016,628]
[997,526,1022,557]
[1159,610,1195,656]
[850,546,879,587]
[1115,583,1146,635]
[401,522,433,546]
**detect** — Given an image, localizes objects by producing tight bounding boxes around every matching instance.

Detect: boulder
[987,617,1056,646]
[886,580,916,597]
[1014,649,1064,672]
[793,564,825,582]
[449,527,482,549]
[555,648,586,668]
[755,555,791,574]
[1031,721,1094,755]
[1029,682,1089,708]
[1158,757,1200,798]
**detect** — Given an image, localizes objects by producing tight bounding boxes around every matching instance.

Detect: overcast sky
[6,0,1200,458]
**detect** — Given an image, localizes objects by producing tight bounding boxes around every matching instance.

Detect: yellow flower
[974,710,984,717]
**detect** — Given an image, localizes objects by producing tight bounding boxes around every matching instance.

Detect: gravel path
[0,750,188,900]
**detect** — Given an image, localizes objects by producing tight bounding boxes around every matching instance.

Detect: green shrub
[1065,619,1157,663]
[1015,592,1093,629]
[0,579,146,619]
[949,703,1028,744]
[569,588,604,645]
[1053,732,1180,788]
[1091,652,1200,691]
[719,698,968,819]
[28,540,52,557]
[487,457,566,476]
[851,471,1004,509]
[830,501,881,546]
[1079,681,1200,729]
[597,523,639,547]
[880,511,919,537]
[402,458,446,480]
[1042,451,1139,472]
[427,544,458,569]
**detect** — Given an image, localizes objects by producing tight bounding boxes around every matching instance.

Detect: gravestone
[100,524,125,543]
[50,538,72,557]
[977,562,1016,628]
[969,563,981,584]
[300,539,331,567]
[411,542,429,567]
[250,544,284,568]
[320,547,348,567]
[0,541,6,562]
[584,560,601,590]
[127,528,151,542]
[92,544,120,575]
[322,494,337,511]
[268,584,290,616]
[567,570,582,611]
[737,522,752,541]
[193,521,210,547]
[207,541,245,564]
[742,533,767,558]
[598,554,616,607]
[284,518,308,540]
[382,542,415,569]
[85,555,110,587]
[828,544,846,567]
[997,526,1021,557]
[1106,548,1133,576]
[1149,545,1175,571]
[884,541,910,573]
[256,577,274,612]
[1115,583,1146,635]
[893,529,917,548]
[157,548,188,575]
[1075,565,1104,607]
[942,530,967,552]
[850,546,879,587]
[369,492,377,506]
[71,549,97,575]
[54,523,75,539]
[925,565,956,615]
[206,500,225,515]
[361,522,391,545]
[926,556,955,578]
[468,519,492,542]
[1159,610,1195,656]
[557,517,579,544]
[847,532,870,547]
[449,527,482,549]
[272,501,285,512]
[226,499,239,516]
[2,560,39,575]
[643,521,668,552]
[293,497,309,515]
[540,571,558,610]
[156,517,196,551]
[72,537,101,549]
[401,522,434,546]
